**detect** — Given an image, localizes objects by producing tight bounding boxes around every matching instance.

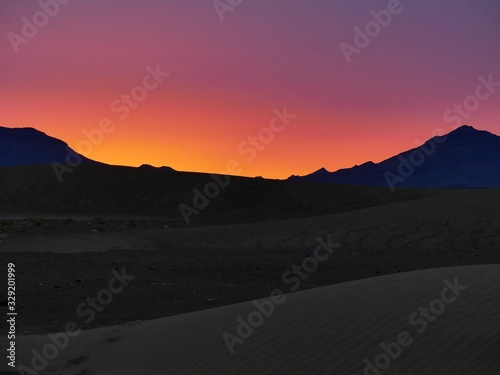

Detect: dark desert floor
[1,188,498,337]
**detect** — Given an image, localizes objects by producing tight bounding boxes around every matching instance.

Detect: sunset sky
[1,0,499,178]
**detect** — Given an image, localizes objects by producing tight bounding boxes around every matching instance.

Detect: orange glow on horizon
[1,1,499,178]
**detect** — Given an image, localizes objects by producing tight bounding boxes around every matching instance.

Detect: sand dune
[3,188,498,254]
[2,188,498,337]
[4,265,499,374]
[1,167,498,373]
[143,187,500,254]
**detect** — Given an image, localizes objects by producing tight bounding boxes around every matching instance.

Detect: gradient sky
[1,0,500,178]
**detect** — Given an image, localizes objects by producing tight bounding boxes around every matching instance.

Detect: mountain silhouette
[2,125,499,189]
[0,126,93,167]
[289,125,500,189]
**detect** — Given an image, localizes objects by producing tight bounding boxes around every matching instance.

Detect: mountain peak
[292,125,500,188]
[456,124,475,130]
[0,126,89,167]
[449,125,487,135]
[1,126,44,135]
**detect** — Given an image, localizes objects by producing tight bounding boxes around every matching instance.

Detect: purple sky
[1,0,499,177]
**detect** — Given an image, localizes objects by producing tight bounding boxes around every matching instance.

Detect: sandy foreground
[1,265,499,374]
[1,189,498,254]
[0,188,498,374]
[0,189,499,335]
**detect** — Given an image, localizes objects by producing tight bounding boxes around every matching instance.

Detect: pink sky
[1,0,499,178]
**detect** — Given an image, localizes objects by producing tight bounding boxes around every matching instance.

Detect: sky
[1,0,500,178]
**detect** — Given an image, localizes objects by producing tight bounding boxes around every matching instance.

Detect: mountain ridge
[1,124,499,189]
[0,126,95,167]
[289,125,500,189]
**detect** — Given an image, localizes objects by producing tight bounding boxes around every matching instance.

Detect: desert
[2,1,500,374]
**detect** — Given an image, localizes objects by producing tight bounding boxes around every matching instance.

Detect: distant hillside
[0,126,92,167]
[289,125,500,189]
[0,163,437,224]
[0,125,438,224]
